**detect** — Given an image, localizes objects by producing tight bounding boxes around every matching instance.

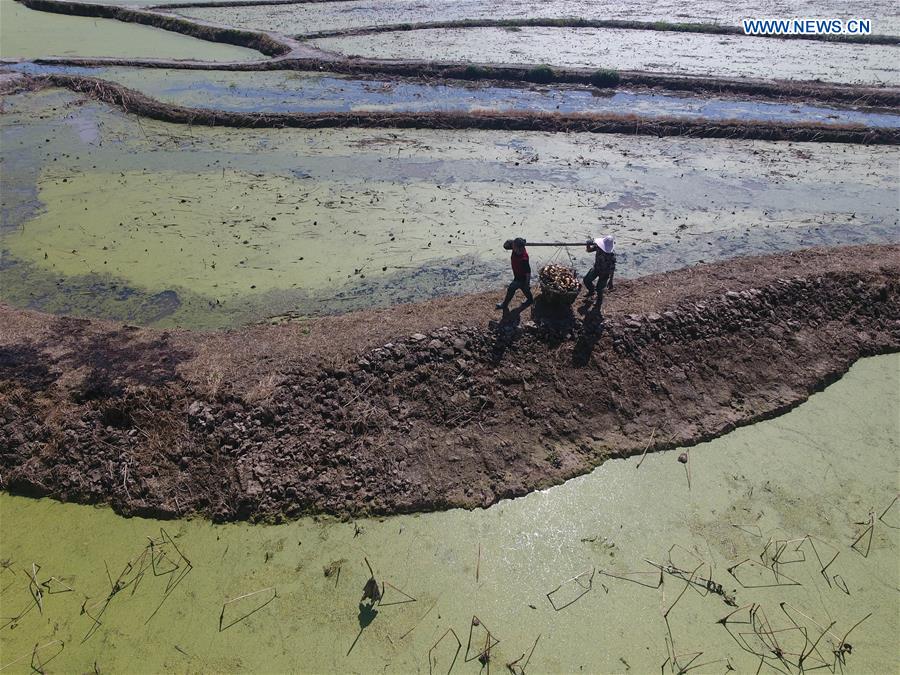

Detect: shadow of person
[572,298,606,367]
[347,600,379,655]
[531,293,577,348]
[488,302,529,364]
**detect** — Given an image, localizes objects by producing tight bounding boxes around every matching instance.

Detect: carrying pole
[507,241,586,247]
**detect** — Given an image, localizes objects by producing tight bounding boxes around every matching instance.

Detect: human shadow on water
[572,295,606,367]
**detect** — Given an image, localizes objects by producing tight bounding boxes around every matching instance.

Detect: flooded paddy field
[1,354,897,672]
[9,64,900,128]
[0,0,263,62]
[312,27,900,85]
[173,0,900,38]
[0,4,898,673]
[2,87,898,328]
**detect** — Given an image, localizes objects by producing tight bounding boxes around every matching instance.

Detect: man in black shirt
[583,235,616,304]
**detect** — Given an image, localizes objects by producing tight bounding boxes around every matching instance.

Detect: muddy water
[2,89,898,328]
[0,0,262,62]
[175,0,900,38]
[313,27,900,85]
[1,355,897,672]
[10,64,900,128]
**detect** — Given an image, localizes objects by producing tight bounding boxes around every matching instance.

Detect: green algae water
[3,89,898,329]
[1,355,898,672]
[0,0,262,62]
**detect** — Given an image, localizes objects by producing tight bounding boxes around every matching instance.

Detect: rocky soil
[1,245,898,521]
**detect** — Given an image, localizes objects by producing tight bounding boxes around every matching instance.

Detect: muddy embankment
[15,74,900,144]
[20,57,900,109]
[1,246,898,521]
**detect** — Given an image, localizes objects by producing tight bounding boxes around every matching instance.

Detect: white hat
[594,236,615,253]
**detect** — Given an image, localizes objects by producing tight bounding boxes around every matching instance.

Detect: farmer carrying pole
[583,235,616,305]
[496,237,534,311]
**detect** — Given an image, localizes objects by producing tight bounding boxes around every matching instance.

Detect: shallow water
[1,354,897,672]
[9,64,900,128]
[175,0,900,38]
[1,88,898,327]
[0,0,262,62]
[313,26,900,85]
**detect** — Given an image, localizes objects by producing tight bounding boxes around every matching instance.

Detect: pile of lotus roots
[539,264,580,304]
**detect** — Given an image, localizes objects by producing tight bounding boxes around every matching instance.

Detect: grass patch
[590,68,620,88]
[546,447,562,468]
[651,20,713,33]
[462,64,491,79]
[525,64,555,83]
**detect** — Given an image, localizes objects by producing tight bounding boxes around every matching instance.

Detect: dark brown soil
[1,245,898,522]
[28,74,900,145]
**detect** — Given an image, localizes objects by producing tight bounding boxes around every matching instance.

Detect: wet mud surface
[313,27,900,85]
[173,0,900,38]
[10,64,900,127]
[3,89,898,328]
[1,246,897,520]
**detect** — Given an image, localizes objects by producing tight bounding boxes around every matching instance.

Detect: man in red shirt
[496,237,534,311]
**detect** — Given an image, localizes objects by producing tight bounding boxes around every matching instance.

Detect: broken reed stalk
[399,599,437,639]
[877,495,898,527]
[27,563,43,614]
[850,514,874,557]
[799,619,836,670]
[506,633,540,674]
[635,427,657,469]
[428,628,461,675]
[838,612,872,649]
[218,586,278,632]
[684,449,692,490]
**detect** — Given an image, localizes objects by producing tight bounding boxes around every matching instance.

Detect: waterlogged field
[2,89,898,327]
[11,64,900,127]
[0,0,262,62]
[313,27,900,85]
[1,2,899,673]
[174,0,900,37]
[1,355,897,672]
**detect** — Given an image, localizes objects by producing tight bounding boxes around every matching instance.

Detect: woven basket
[539,265,580,305]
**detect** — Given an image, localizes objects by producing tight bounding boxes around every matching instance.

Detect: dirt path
[1,245,898,521]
